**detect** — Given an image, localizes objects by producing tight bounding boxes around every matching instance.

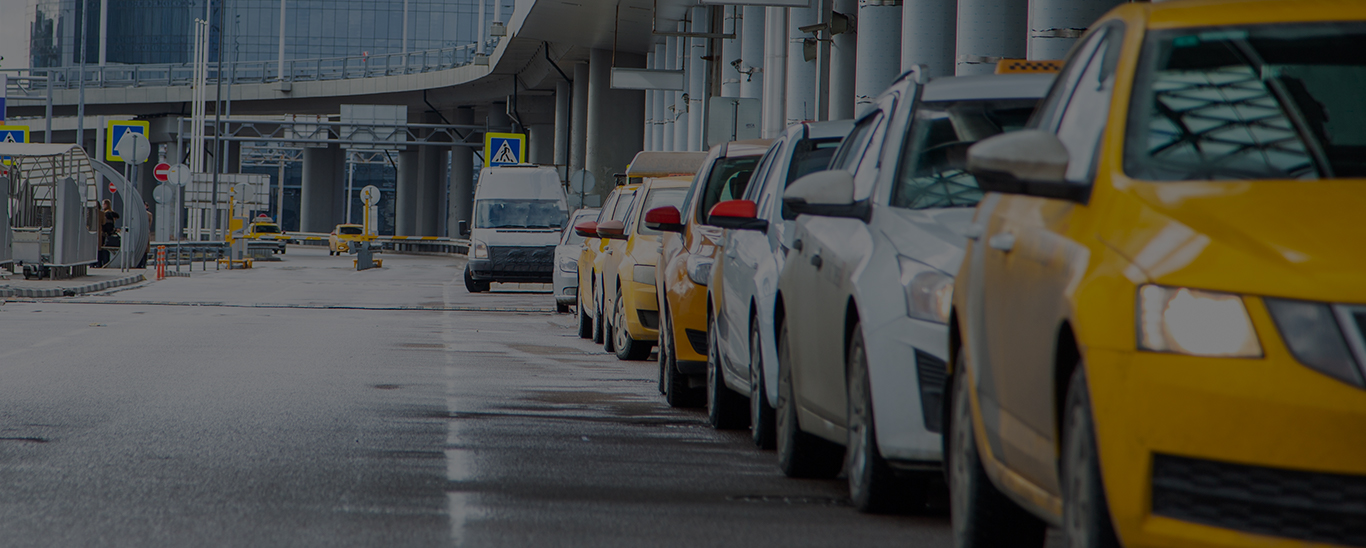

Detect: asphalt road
[0,246,955,547]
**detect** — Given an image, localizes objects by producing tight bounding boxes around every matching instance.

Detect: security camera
[730,58,741,69]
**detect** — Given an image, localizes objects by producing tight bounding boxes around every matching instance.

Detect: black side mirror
[458,220,469,237]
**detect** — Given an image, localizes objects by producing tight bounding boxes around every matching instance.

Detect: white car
[704,120,853,445]
[554,208,599,313]
[767,69,1054,512]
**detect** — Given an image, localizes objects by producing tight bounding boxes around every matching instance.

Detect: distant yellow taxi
[598,176,690,361]
[243,218,290,254]
[328,224,372,255]
[574,184,640,343]
[950,2,1366,547]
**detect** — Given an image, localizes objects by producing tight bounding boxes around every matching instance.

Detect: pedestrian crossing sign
[0,125,29,166]
[106,120,151,162]
[484,132,526,167]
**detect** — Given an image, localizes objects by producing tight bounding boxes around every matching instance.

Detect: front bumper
[1087,346,1366,548]
[620,279,659,343]
[863,316,947,463]
[554,270,578,305]
[468,258,554,283]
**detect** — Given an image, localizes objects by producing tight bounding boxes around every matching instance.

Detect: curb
[0,274,147,298]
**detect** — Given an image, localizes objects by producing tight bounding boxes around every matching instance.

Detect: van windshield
[475,199,568,229]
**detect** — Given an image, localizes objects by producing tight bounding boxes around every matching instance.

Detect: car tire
[663,308,703,408]
[775,319,845,479]
[577,293,593,339]
[614,288,652,361]
[846,324,920,513]
[749,317,777,450]
[707,312,750,430]
[603,297,617,354]
[592,278,605,345]
[657,310,669,395]
[948,353,1047,548]
[464,266,489,293]
[1062,365,1122,548]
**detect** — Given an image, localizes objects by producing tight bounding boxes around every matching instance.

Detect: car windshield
[254,224,281,233]
[695,156,761,224]
[891,99,1037,209]
[786,139,843,185]
[475,199,568,229]
[338,226,363,235]
[1126,23,1366,180]
[636,187,687,236]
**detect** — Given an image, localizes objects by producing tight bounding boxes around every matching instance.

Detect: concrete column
[741,6,765,100]
[787,6,817,126]
[829,0,857,119]
[300,144,339,233]
[903,0,958,78]
[586,48,646,196]
[956,0,1028,75]
[449,107,475,236]
[653,43,667,152]
[417,113,448,236]
[644,51,655,151]
[530,124,554,164]
[554,79,570,173]
[688,7,710,151]
[396,149,419,235]
[570,62,590,176]
[762,7,788,138]
[855,0,901,106]
[1028,0,1121,60]
[721,6,741,98]
[674,25,690,152]
[663,39,677,151]
[224,141,241,173]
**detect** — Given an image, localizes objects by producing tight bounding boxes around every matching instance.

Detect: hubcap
[1064,404,1089,541]
[614,298,628,351]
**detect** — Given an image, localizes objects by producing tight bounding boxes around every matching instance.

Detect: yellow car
[328,224,372,255]
[574,184,640,343]
[950,2,1366,547]
[243,218,290,254]
[649,140,769,407]
[598,176,691,360]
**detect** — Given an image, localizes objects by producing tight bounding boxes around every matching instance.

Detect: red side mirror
[574,221,599,238]
[708,200,768,232]
[596,220,628,240]
[644,206,685,233]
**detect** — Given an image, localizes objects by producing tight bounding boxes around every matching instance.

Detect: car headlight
[632,264,656,285]
[557,255,577,273]
[685,255,714,286]
[472,241,489,259]
[1137,285,1261,358]
[898,256,952,324]
[1264,298,1365,388]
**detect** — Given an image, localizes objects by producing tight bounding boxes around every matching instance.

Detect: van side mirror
[458,220,470,237]
[708,200,767,232]
[644,206,685,233]
[967,130,1089,203]
[781,170,870,222]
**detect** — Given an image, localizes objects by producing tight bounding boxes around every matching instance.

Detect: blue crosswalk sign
[106,120,151,162]
[0,125,28,166]
[484,132,526,167]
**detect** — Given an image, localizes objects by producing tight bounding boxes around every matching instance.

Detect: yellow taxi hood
[1103,179,1366,303]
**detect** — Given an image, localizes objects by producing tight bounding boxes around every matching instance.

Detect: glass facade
[30,0,516,68]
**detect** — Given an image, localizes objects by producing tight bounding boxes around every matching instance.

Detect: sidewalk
[0,268,147,298]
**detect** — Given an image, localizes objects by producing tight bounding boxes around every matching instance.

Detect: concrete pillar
[674,25,689,152]
[787,6,817,126]
[449,107,475,236]
[530,124,554,165]
[652,43,667,152]
[903,0,958,78]
[396,149,419,235]
[741,6,765,100]
[762,7,788,138]
[417,113,448,237]
[1028,0,1121,60]
[688,7,710,151]
[224,141,241,173]
[586,48,646,196]
[664,35,679,151]
[829,0,857,120]
[644,51,655,151]
[956,0,1028,76]
[554,79,571,175]
[855,0,901,106]
[300,144,340,233]
[721,6,741,98]
[570,62,590,176]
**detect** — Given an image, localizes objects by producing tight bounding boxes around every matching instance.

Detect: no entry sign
[153,162,171,183]
[109,181,117,194]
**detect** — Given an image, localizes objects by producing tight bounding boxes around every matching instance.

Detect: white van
[459,165,568,293]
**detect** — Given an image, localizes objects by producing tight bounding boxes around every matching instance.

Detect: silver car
[554,208,600,313]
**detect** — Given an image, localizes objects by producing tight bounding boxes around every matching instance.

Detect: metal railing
[2,42,486,96]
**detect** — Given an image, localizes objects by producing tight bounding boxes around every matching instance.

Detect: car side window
[612,191,637,223]
[597,194,619,223]
[752,143,790,217]
[1033,23,1125,184]
[830,113,882,173]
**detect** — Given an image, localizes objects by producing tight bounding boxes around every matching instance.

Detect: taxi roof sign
[484,132,527,167]
[995,59,1063,74]
[106,120,151,163]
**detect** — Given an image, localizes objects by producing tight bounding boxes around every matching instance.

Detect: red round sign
[153,162,171,183]
[109,182,117,194]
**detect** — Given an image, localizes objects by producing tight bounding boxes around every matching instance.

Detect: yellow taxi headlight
[1138,285,1261,358]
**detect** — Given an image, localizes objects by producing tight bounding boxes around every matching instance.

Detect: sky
[0,0,30,70]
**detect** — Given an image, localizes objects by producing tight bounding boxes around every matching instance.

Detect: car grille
[1151,453,1366,546]
[684,328,709,356]
[488,246,555,274]
[914,350,947,433]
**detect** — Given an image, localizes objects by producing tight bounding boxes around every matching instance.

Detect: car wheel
[749,317,776,449]
[1062,365,1122,548]
[663,308,703,408]
[846,324,921,513]
[577,292,593,339]
[707,312,749,430]
[464,266,488,293]
[948,352,1047,548]
[592,279,605,345]
[657,308,669,395]
[603,294,617,354]
[614,288,652,361]
[775,319,844,479]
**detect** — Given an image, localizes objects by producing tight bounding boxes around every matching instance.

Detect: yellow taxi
[574,184,640,343]
[243,216,291,254]
[328,224,372,255]
[598,176,691,361]
[647,140,769,407]
[949,2,1366,547]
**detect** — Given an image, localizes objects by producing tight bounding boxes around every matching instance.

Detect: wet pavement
[0,247,954,547]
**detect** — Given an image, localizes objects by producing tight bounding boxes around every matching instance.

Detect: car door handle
[988,232,1016,252]
[810,255,823,269]
[792,239,803,252]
